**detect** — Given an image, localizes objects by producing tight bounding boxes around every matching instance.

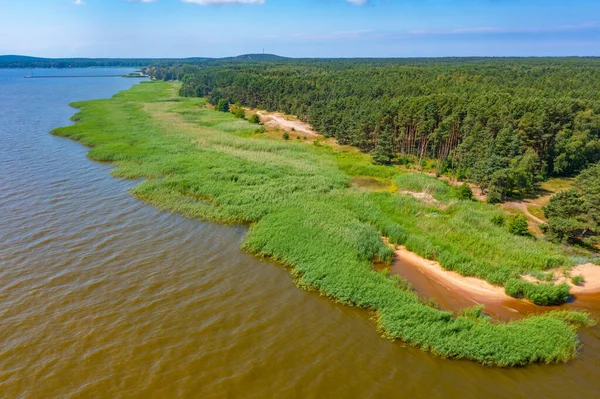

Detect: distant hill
[0,55,49,63]
[220,54,289,62]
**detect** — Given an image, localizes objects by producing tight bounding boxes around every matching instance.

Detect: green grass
[52,81,595,366]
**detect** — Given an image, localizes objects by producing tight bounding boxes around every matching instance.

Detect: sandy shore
[392,246,513,301]
[391,244,600,302]
[561,263,600,294]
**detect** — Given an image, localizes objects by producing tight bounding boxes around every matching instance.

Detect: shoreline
[387,243,600,318]
[392,245,512,301]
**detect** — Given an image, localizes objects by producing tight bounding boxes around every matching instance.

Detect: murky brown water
[1,71,599,398]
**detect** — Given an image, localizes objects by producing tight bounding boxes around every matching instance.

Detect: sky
[1,0,600,58]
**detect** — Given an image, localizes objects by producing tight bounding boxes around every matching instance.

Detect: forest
[153,58,600,204]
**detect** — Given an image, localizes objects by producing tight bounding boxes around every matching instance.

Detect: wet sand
[387,243,600,320]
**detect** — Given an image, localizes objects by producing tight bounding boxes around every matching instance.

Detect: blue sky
[1,0,599,58]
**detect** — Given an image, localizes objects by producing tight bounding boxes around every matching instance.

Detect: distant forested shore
[0,53,288,69]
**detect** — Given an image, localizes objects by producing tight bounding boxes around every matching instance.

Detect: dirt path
[503,201,546,224]
[255,110,318,138]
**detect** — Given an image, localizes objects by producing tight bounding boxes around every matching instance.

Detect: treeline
[151,58,600,202]
[0,53,287,70]
[0,56,212,69]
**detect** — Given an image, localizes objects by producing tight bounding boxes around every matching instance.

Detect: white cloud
[127,0,158,3]
[73,0,85,5]
[182,0,265,4]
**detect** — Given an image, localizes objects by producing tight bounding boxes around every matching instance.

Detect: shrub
[508,214,530,236]
[487,187,503,204]
[282,132,290,140]
[232,107,245,119]
[249,114,260,124]
[215,99,230,112]
[455,183,474,200]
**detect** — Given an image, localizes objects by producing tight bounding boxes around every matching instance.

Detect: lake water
[0,68,599,398]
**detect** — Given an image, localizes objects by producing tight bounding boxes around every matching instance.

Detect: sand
[390,244,600,302]
[392,245,512,301]
[255,110,318,138]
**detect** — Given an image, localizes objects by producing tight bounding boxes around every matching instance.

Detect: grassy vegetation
[340,172,585,305]
[572,275,585,286]
[53,81,595,366]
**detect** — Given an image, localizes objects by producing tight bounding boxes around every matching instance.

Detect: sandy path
[503,201,546,224]
[256,110,318,138]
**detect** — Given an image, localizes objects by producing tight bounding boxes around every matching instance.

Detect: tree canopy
[544,164,600,245]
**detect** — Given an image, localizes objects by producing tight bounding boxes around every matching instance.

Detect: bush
[508,214,530,236]
[282,132,290,140]
[215,99,230,112]
[232,108,245,119]
[487,187,503,204]
[249,114,260,124]
[455,183,474,200]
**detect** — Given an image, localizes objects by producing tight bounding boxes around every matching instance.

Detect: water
[0,69,599,398]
